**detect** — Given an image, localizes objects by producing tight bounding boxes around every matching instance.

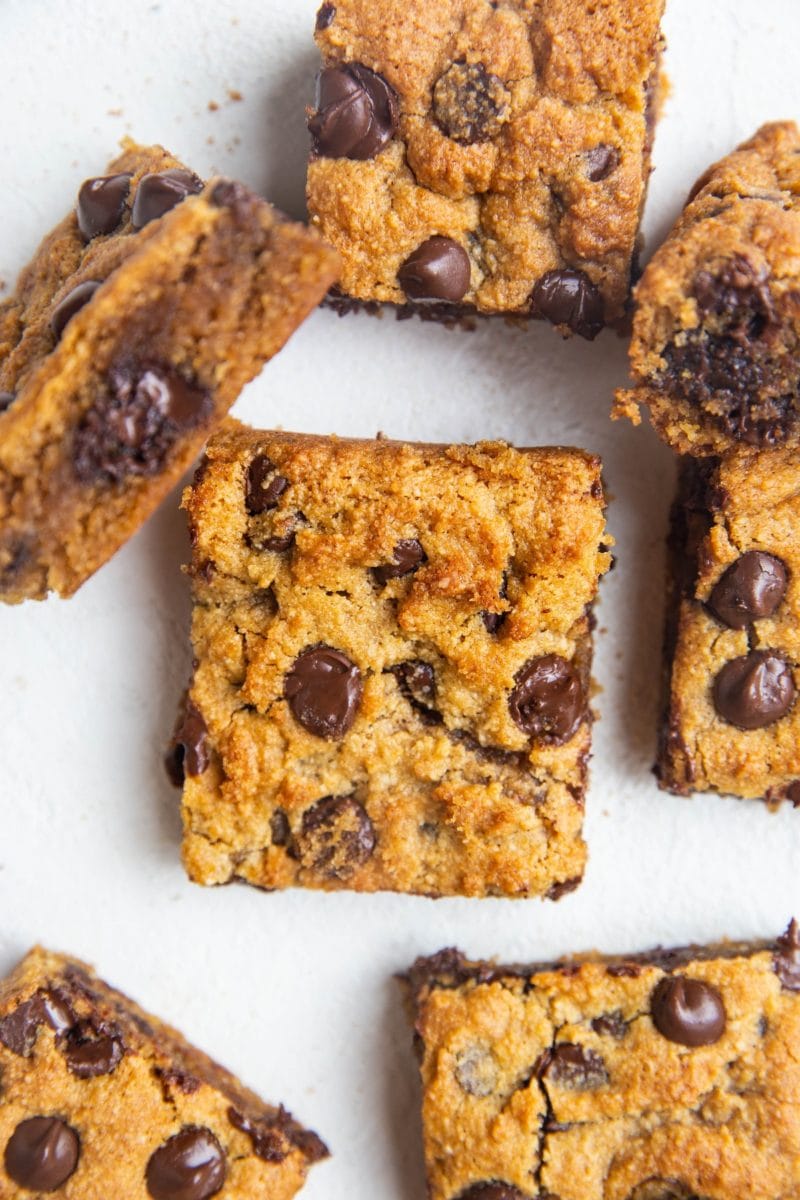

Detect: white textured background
[0,2,798,1196]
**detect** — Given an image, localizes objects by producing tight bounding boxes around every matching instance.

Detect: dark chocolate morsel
[541,1043,609,1089]
[0,391,15,413]
[131,169,203,229]
[482,610,507,634]
[508,654,585,744]
[270,809,291,847]
[546,875,583,901]
[788,781,800,806]
[585,144,620,182]
[146,1127,226,1200]
[373,538,426,584]
[774,919,800,990]
[708,551,788,628]
[454,1044,498,1096]
[246,455,290,515]
[455,1185,528,1200]
[398,237,471,302]
[76,172,132,239]
[309,63,398,160]
[532,268,605,339]
[712,650,796,730]
[591,1011,629,1039]
[651,976,726,1046]
[62,1021,124,1078]
[392,660,438,718]
[51,280,102,340]
[0,989,74,1057]
[73,361,211,484]
[297,795,376,877]
[165,701,210,787]
[432,61,510,144]
[285,646,363,739]
[315,2,336,28]
[4,1116,80,1192]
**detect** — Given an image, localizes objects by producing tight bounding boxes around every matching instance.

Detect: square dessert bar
[307,0,665,335]
[174,422,610,899]
[0,139,339,602]
[658,451,800,803]
[616,122,800,454]
[404,924,800,1200]
[0,947,327,1198]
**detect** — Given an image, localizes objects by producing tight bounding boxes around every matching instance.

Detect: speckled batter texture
[404,930,800,1200]
[616,122,800,454]
[658,451,800,804]
[0,947,327,1198]
[177,423,610,899]
[306,0,665,330]
[0,140,339,603]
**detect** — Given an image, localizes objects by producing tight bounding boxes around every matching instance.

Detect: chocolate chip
[156,1067,201,1097]
[391,660,439,720]
[532,268,605,339]
[455,1044,498,1096]
[262,529,296,552]
[774,919,800,990]
[0,989,74,1056]
[651,976,726,1046]
[4,1117,80,1192]
[708,551,788,628]
[309,63,398,159]
[227,1109,289,1164]
[146,1127,226,1200]
[270,809,291,846]
[165,701,210,787]
[432,61,510,144]
[131,169,203,229]
[245,455,289,515]
[482,611,506,633]
[76,172,132,239]
[455,1184,528,1200]
[62,1020,124,1078]
[398,237,471,302]
[546,875,582,901]
[541,1043,609,1089]
[315,2,335,28]
[0,391,14,413]
[50,280,101,340]
[788,782,800,806]
[72,361,210,484]
[285,646,363,739]
[296,795,376,877]
[585,145,620,182]
[373,538,426,584]
[606,963,641,978]
[508,654,585,744]
[713,650,796,729]
[591,1012,629,1039]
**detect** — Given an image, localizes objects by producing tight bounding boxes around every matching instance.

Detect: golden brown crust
[178,422,611,899]
[0,946,327,1198]
[406,935,800,1200]
[616,121,800,454]
[307,0,665,327]
[0,141,340,603]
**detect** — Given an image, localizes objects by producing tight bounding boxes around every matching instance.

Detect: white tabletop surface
[0,2,798,1196]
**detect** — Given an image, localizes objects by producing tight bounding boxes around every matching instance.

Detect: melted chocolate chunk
[77,172,132,239]
[508,654,585,744]
[455,1184,528,1200]
[51,280,101,340]
[245,454,290,515]
[0,988,74,1056]
[296,795,376,877]
[270,809,291,847]
[285,646,363,739]
[228,1107,328,1165]
[532,268,604,339]
[541,1043,609,1089]
[165,701,210,787]
[774,919,800,990]
[131,169,203,229]
[309,64,398,160]
[315,2,335,28]
[651,976,726,1046]
[454,1043,498,1096]
[481,610,506,633]
[72,361,210,484]
[708,550,788,628]
[432,61,510,143]
[591,1011,629,1039]
[373,538,426,584]
[0,391,15,413]
[146,1127,226,1200]
[4,1117,80,1191]
[712,650,796,729]
[61,1019,124,1078]
[391,660,439,722]
[398,237,471,303]
[585,144,620,181]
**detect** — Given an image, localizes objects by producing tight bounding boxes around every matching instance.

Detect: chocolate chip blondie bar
[173,422,610,899]
[306,0,665,336]
[658,450,800,803]
[0,946,327,1198]
[0,140,339,603]
[404,923,800,1200]
[615,122,800,453]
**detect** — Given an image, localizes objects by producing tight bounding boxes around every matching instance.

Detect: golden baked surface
[177,423,610,899]
[616,121,800,454]
[406,927,800,1200]
[0,946,327,1198]
[658,451,800,803]
[306,0,665,331]
[0,140,339,603]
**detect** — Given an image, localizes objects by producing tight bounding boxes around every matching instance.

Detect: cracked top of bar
[615,121,800,453]
[175,421,610,899]
[306,0,665,334]
[404,925,800,1200]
